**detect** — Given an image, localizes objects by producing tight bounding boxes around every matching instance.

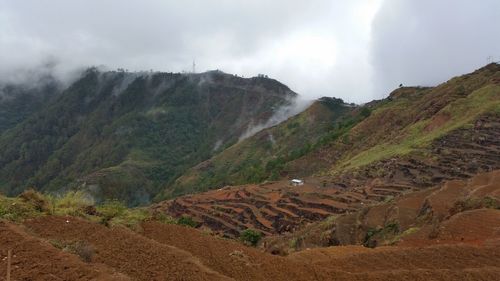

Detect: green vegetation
[363,221,401,248]
[333,82,500,174]
[170,98,373,195]
[240,229,262,246]
[0,78,60,134]
[176,215,200,228]
[451,196,500,214]
[388,227,421,245]
[0,69,294,205]
[0,190,176,230]
[1,64,499,208]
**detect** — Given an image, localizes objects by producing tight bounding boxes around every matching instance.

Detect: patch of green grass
[364,221,401,248]
[0,190,177,231]
[389,227,421,245]
[48,191,95,216]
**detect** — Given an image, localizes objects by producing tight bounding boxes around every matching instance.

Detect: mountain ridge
[0,68,298,205]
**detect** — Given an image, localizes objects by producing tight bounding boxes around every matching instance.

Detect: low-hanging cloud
[0,0,498,103]
[238,97,313,141]
[0,0,381,103]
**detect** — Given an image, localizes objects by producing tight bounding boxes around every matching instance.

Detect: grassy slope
[0,189,178,228]
[283,63,500,177]
[339,84,500,172]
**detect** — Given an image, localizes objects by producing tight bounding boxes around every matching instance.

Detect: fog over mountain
[1,0,499,102]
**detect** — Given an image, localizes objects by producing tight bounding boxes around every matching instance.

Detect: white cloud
[1,0,498,103]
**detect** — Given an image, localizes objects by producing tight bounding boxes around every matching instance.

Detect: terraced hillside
[156,64,500,237]
[171,64,500,198]
[289,63,500,185]
[155,181,367,237]
[1,198,499,280]
[264,170,500,254]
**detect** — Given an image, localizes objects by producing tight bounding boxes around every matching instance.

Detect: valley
[0,64,499,280]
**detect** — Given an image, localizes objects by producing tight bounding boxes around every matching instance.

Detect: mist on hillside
[239,97,313,141]
[1,0,499,102]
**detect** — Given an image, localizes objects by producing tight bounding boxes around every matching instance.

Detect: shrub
[111,207,151,230]
[240,229,262,246]
[55,240,95,262]
[153,212,177,224]
[18,189,49,212]
[0,196,40,221]
[177,216,199,228]
[71,241,95,262]
[52,191,94,216]
[97,200,127,226]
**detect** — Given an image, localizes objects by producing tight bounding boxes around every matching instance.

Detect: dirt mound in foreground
[0,221,127,281]
[0,215,498,280]
[289,244,500,281]
[24,216,231,281]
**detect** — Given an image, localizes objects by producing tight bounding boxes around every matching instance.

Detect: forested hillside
[0,75,61,133]
[0,68,296,205]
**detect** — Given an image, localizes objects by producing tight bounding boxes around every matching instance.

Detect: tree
[240,229,262,246]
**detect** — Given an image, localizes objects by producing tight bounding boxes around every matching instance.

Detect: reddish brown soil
[263,170,500,254]
[157,115,500,238]
[2,216,499,281]
[140,222,317,281]
[24,216,231,281]
[154,181,370,237]
[289,244,500,280]
[424,112,451,132]
[0,220,127,281]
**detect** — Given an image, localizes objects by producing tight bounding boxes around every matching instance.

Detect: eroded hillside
[0,171,499,281]
[156,64,500,237]
[171,64,500,198]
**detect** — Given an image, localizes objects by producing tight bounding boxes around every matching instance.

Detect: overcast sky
[1,0,499,103]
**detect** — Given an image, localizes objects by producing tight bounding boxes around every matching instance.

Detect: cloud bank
[1,0,499,102]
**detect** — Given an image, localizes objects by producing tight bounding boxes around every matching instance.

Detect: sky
[1,0,499,103]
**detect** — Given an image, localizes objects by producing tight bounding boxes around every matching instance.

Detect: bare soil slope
[1,214,499,280]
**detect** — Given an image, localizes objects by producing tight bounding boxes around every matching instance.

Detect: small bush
[97,200,127,226]
[72,241,95,262]
[111,208,151,231]
[56,240,95,262]
[18,189,49,212]
[177,216,199,228]
[240,229,262,246]
[0,197,40,221]
[50,191,94,216]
